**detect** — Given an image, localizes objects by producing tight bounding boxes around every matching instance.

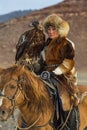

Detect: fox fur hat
[43,13,70,37]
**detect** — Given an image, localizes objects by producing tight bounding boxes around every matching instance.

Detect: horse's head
[0,65,53,128]
[0,65,32,121]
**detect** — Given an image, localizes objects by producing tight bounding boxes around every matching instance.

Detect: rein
[16,114,51,130]
[57,103,73,130]
[16,114,41,130]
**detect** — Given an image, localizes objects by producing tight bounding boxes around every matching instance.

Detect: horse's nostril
[2,110,6,115]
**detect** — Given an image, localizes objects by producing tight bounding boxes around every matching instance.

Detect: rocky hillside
[0,0,87,73]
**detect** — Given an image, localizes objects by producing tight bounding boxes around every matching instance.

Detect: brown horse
[0,65,87,130]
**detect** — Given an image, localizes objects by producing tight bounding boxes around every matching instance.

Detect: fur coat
[41,37,77,90]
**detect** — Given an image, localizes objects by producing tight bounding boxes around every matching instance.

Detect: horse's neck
[18,97,53,127]
[19,102,37,124]
[18,74,54,125]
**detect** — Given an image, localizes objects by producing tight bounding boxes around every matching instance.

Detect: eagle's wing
[15,33,28,61]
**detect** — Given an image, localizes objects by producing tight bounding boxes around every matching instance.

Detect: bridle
[0,78,52,130]
[0,78,26,118]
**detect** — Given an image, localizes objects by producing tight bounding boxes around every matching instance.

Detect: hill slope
[0,0,87,72]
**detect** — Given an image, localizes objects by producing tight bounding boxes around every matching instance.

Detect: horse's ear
[19,65,25,72]
[16,64,25,74]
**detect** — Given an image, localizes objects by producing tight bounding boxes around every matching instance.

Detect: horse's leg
[78,100,87,130]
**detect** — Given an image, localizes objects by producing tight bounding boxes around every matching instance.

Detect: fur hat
[43,13,70,37]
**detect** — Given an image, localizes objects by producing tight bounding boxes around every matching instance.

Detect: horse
[0,65,87,130]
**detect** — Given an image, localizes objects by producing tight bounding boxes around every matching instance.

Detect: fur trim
[43,13,70,37]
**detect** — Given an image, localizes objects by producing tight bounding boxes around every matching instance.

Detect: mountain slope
[0,0,87,72]
[0,10,33,23]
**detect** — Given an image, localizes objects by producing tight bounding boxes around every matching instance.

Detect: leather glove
[33,63,41,73]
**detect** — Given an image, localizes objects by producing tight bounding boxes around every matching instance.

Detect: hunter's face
[46,26,59,39]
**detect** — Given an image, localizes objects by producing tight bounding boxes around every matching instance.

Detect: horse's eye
[10,85,16,89]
